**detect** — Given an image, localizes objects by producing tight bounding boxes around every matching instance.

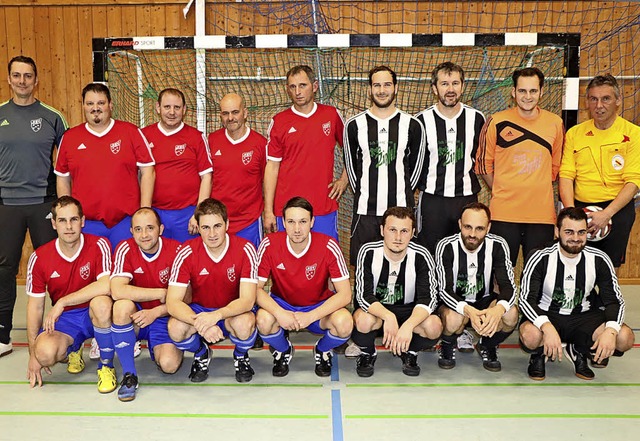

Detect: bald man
[208,94,267,249]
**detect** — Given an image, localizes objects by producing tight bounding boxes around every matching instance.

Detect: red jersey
[208,128,266,233]
[169,234,258,308]
[111,236,182,310]
[55,119,155,227]
[26,234,112,311]
[143,122,212,210]
[266,103,344,216]
[257,231,349,306]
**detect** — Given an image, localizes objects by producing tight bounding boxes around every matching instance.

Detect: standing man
[110,207,184,401]
[344,65,426,265]
[0,56,67,357]
[256,197,353,377]
[352,207,441,377]
[209,93,266,249]
[559,74,640,268]
[435,202,518,372]
[475,67,564,268]
[26,196,116,393]
[166,198,258,383]
[519,207,634,380]
[55,83,155,248]
[143,88,212,242]
[264,65,348,242]
[415,62,485,255]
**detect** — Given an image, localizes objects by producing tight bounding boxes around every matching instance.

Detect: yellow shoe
[97,366,117,394]
[67,347,85,374]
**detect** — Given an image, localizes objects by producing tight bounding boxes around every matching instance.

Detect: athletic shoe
[527,352,546,381]
[97,366,117,393]
[477,344,501,372]
[272,342,294,377]
[89,338,100,360]
[457,329,475,353]
[67,347,85,374]
[356,352,377,378]
[133,340,141,358]
[234,354,254,383]
[251,335,264,350]
[438,340,456,369]
[0,341,13,358]
[314,345,333,377]
[117,372,139,402]
[400,351,420,376]
[588,351,610,368]
[189,345,211,383]
[344,342,363,358]
[566,344,595,380]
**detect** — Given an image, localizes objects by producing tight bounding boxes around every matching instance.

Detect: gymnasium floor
[2,286,639,441]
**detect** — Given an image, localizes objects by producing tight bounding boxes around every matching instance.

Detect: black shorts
[437,293,497,317]
[575,199,635,267]
[366,304,422,335]
[521,309,605,346]
[350,213,382,266]
[416,192,477,254]
[489,221,555,267]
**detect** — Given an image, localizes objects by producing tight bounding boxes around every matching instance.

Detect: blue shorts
[39,307,93,355]
[235,217,263,250]
[189,303,230,337]
[84,217,132,250]
[155,206,199,243]
[270,294,327,335]
[134,304,174,359]
[277,210,338,242]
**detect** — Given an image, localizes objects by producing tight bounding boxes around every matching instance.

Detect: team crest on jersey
[110,139,122,154]
[79,262,91,280]
[242,150,253,165]
[322,122,331,136]
[174,143,186,156]
[612,154,624,170]
[159,267,170,284]
[30,118,42,132]
[227,265,236,282]
[305,263,317,280]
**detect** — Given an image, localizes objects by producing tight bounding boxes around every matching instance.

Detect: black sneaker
[438,340,456,369]
[527,352,546,381]
[117,372,139,402]
[314,345,333,377]
[588,352,609,368]
[252,335,264,351]
[234,354,255,383]
[272,343,294,377]
[566,344,595,380]
[356,352,377,378]
[477,344,501,372]
[189,345,211,383]
[400,351,420,376]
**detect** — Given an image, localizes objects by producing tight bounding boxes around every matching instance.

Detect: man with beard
[435,202,518,371]
[209,93,267,249]
[519,207,634,381]
[415,62,485,255]
[344,65,425,265]
[475,68,564,269]
[55,83,155,248]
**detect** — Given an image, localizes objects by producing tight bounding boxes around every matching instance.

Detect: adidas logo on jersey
[448,127,455,133]
[134,267,144,274]
[566,275,574,281]
[77,143,87,150]
[585,131,594,136]
[390,271,398,276]
[50,271,60,278]
[288,126,297,134]
[379,128,387,134]
[276,263,286,270]
[199,268,210,275]
[0,119,9,127]
[470,263,477,269]
[214,150,222,156]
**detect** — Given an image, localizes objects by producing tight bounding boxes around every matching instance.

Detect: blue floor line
[331,352,340,381]
[331,389,344,441]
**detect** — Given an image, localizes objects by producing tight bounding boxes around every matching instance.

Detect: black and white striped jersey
[520,243,625,331]
[435,232,516,315]
[344,109,425,216]
[355,240,438,314]
[415,104,484,197]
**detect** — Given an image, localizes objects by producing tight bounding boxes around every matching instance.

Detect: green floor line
[0,380,322,388]
[346,382,640,388]
[0,411,327,419]
[346,413,640,419]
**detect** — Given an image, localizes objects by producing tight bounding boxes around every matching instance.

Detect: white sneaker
[344,342,363,358]
[457,329,476,353]
[89,338,100,360]
[134,340,141,358]
[0,341,13,358]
